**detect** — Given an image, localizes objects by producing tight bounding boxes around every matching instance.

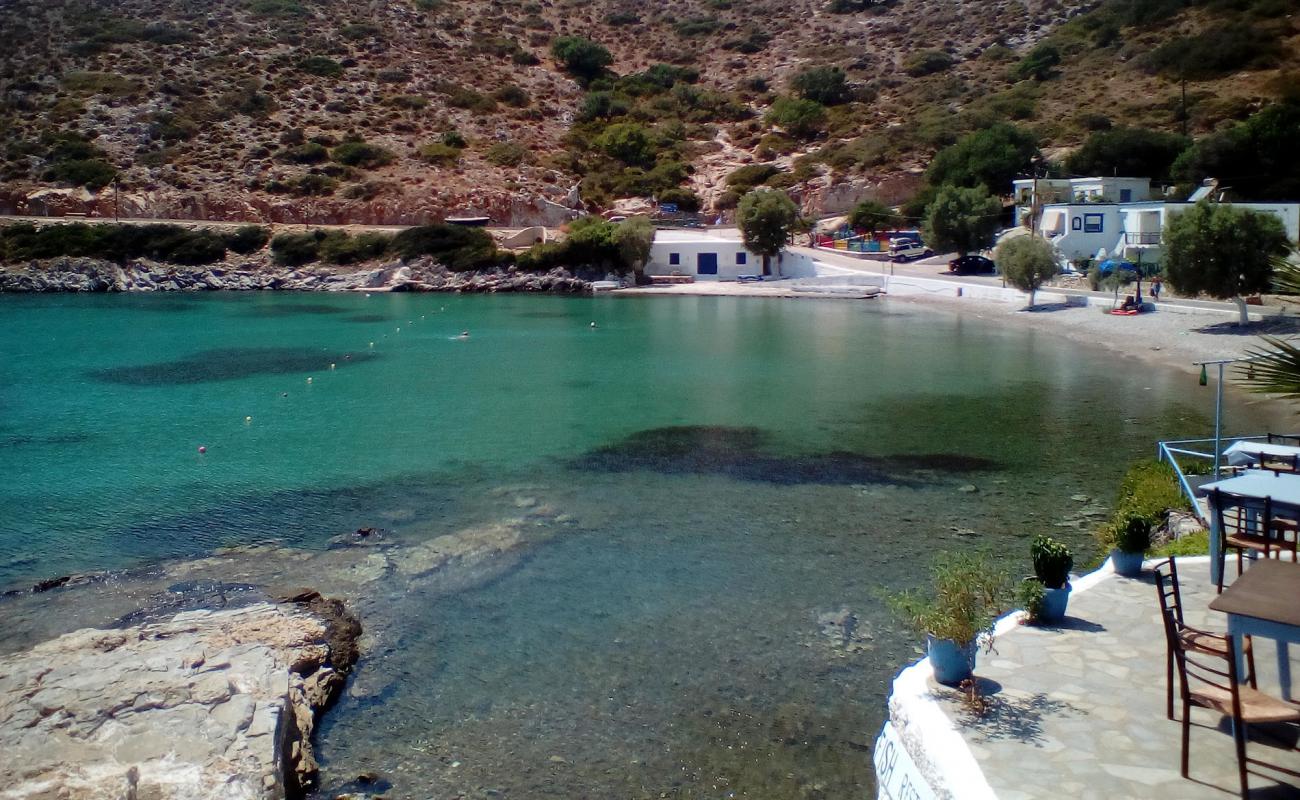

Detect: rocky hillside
[0,0,1296,224]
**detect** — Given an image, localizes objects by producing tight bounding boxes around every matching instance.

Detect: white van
[888,241,934,262]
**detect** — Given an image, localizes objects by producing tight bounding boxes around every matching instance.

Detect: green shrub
[594,122,655,167]
[271,232,323,266]
[765,97,827,139]
[493,84,531,107]
[279,142,329,164]
[904,50,954,77]
[386,94,429,109]
[675,17,722,36]
[376,68,410,84]
[299,56,344,78]
[318,231,392,264]
[485,141,529,167]
[341,23,382,40]
[656,187,702,212]
[926,123,1038,190]
[45,159,116,190]
[790,66,850,106]
[0,223,229,265]
[551,36,613,81]
[441,130,467,148]
[62,71,138,95]
[389,224,498,270]
[291,173,338,196]
[1065,127,1189,183]
[418,142,462,165]
[725,163,782,191]
[1096,460,1189,552]
[1013,43,1061,81]
[223,225,271,254]
[330,141,395,169]
[245,0,306,17]
[887,552,1010,646]
[721,30,771,53]
[1031,535,1073,589]
[1139,27,1282,80]
[442,85,496,112]
[1016,578,1047,623]
[606,11,639,25]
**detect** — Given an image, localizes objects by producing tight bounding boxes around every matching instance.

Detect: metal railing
[1125,232,1162,245]
[1157,434,1285,521]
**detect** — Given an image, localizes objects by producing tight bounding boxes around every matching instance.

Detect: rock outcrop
[0,596,360,800]
[0,257,591,294]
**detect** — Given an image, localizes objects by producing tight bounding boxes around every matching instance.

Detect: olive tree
[1164,201,1291,325]
[848,199,901,235]
[995,235,1058,308]
[613,216,655,279]
[923,185,1001,257]
[737,189,799,276]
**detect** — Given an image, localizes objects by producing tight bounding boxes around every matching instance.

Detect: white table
[1202,470,1300,586]
[1223,440,1300,467]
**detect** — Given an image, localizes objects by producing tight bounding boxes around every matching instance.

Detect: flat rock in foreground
[0,597,359,800]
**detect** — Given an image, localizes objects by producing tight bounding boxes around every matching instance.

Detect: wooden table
[1210,559,1300,698]
[1202,470,1300,586]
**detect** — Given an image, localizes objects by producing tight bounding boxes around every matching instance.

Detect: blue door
[697,252,718,275]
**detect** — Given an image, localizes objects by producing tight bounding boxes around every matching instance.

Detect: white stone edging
[881,553,1190,799]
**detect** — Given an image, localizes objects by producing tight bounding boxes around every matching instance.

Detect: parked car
[948,255,996,275]
[889,241,934,262]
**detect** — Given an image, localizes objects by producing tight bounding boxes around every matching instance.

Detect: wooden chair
[1212,490,1298,593]
[1164,608,1300,799]
[1154,558,1254,721]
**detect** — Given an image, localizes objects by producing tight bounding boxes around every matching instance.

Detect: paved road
[797,245,1293,317]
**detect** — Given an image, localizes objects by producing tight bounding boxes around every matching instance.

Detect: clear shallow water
[0,292,1273,797]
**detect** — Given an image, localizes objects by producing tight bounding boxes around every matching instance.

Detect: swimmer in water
[590,321,597,329]
[458,330,470,339]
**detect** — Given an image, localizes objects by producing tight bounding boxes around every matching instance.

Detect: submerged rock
[0,597,360,800]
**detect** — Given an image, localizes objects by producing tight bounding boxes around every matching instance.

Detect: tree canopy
[550,36,613,81]
[1173,102,1300,201]
[738,189,799,275]
[1164,201,1291,324]
[790,66,850,106]
[613,216,655,275]
[925,124,1039,193]
[995,235,1058,307]
[765,97,827,139]
[847,199,901,234]
[922,185,1001,257]
[1065,127,1189,183]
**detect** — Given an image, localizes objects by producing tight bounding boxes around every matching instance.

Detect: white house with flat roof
[1013,177,1154,227]
[646,229,818,280]
[1036,200,1300,264]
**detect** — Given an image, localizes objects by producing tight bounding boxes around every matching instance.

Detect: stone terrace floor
[934,558,1300,800]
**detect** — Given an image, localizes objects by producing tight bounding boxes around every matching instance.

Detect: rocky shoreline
[0,591,360,800]
[0,256,592,294]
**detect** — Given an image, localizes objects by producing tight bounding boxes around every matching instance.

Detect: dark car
[948,255,996,275]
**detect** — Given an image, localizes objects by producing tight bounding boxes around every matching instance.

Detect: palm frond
[1238,336,1300,399]
[1270,250,1300,295]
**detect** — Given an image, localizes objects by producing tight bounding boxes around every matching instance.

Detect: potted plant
[888,552,1009,686]
[1108,513,1150,577]
[1031,535,1074,622]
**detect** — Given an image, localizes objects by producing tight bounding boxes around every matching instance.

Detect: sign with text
[660,202,678,213]
[873,723,937,800]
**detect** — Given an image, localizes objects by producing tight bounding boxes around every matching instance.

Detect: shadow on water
[90,348,379,385]
[236,303,350,317]
[569,425,999,486]
[0,432,92,449]
[345,314,397,323]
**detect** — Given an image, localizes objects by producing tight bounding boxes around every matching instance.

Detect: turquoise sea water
[0,292,1274,797]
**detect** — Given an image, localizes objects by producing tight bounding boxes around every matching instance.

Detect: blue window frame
[1072,216,1081,231]
[669,252,680,265]
[697,252,718,275]
[1083,214,1104,233]
[736,251,747,265]
[1120,189,1132,203]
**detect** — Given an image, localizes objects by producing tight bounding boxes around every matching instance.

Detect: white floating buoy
[396,327,401,333]
[306,377,313,384]
[330,363,336,370]
[198,446,207,454]
[245,416,252,424]
[590,321,597,328]
[369,342,374,348]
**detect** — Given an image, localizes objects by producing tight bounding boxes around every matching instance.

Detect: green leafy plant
[995,235,1058,308]
[1031,535,1073,589]
[1016,578,1047,624]
[1116,513,1153,554]
[887,552,1009,647]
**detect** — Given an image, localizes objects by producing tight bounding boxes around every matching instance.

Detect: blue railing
[1157,434,1276,521]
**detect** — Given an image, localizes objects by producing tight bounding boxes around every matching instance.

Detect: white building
[1037,201,1300,264]
[1012,177,1154,227]
[645,229,818,281]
